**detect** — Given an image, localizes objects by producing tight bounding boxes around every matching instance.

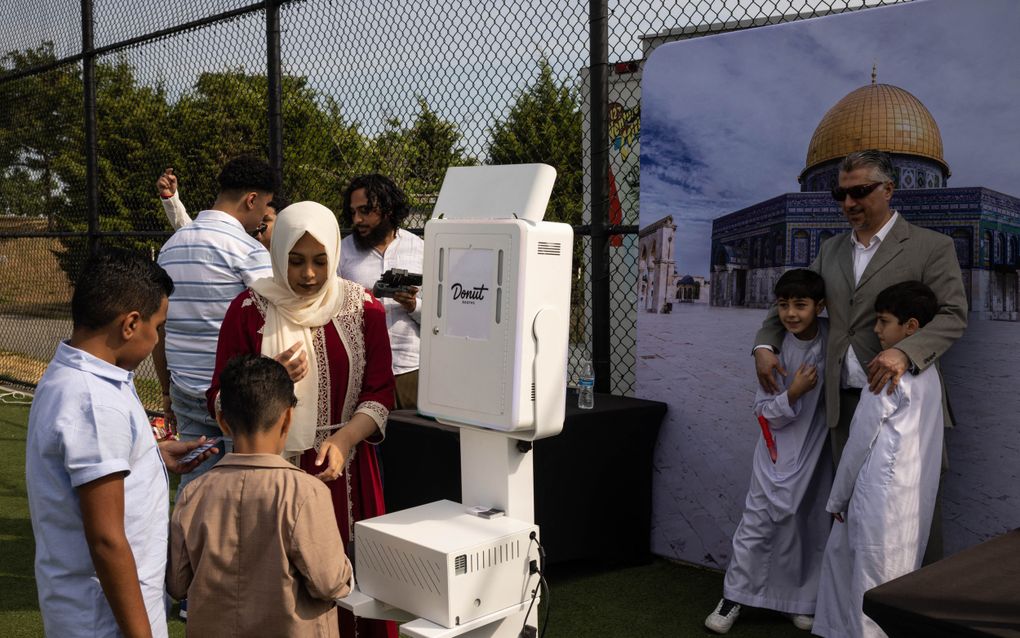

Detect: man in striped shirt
[154,156,277,493]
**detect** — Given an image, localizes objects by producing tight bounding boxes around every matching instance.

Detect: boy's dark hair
[71,248,174,330]
[341,174,410,228]
[774,268,825,302]
[218,354,297,435]
[217,155,276,195]
[268,193,291,213]
[874,280,938,327]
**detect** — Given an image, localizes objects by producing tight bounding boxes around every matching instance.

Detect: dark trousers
[834,387,944,565]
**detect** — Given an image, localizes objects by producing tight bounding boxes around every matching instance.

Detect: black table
[863,528,1020,637]
[378,393,667,567]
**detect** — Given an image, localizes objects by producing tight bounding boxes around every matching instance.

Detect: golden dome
[804,83,948,175]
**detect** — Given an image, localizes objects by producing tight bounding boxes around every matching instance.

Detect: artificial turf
[0,397,804,637]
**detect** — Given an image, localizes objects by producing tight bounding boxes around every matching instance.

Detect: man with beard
[340,174,424,410]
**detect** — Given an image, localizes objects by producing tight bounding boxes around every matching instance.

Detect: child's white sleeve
[753,385,799,429]
[752,350,799,429]
[826,391,897,514]
[64,405,133,487]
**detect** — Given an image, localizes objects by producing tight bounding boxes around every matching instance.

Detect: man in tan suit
[754,149,968,561]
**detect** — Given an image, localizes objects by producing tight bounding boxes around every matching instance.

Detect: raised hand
[156,167,178,198]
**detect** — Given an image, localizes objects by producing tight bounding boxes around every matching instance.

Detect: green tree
[0,42,82,226]
[169,69,366,215]
[487,59,582,225]
[366,98,475,212]
[488,60,585,341]
[48,55,177,280]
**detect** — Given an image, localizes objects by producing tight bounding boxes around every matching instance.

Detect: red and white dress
[209,278,397,638]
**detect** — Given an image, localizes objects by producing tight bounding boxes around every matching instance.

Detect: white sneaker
[785,613,814,631]
[705,598,741,634]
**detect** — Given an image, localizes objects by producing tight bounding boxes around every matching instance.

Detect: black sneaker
[178,598,187,621]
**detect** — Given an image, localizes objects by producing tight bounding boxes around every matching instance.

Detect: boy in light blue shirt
[26,249,216,638]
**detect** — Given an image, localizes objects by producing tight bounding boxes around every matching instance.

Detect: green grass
[0,397,803,638]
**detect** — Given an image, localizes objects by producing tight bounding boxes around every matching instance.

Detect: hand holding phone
[179,437,222,464]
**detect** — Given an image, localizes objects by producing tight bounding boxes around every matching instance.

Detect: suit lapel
[857,214,908,290]
[837,234,855,292]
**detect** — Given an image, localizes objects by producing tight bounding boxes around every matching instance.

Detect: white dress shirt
[340,228,424,375]
[842,211,899,388]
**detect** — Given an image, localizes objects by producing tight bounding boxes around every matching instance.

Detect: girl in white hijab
[209,200,398,638]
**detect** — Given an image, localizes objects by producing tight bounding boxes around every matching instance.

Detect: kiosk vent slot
[537,241,561,255]
[358,536,443,595]
[468,540,521,573]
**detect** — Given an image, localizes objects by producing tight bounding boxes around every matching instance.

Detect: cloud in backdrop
[641,0,1020,276]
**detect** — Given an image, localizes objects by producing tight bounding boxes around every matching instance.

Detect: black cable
[534,535,550,637]
[519,532,548,637]
[537,570,551,638]
[520,572,541,637]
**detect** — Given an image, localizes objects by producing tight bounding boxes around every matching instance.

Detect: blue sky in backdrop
[641,0,1020,277]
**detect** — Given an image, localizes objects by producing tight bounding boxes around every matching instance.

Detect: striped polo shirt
[157,210,271,397]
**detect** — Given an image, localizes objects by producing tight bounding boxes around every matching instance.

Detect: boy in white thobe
[813,281,945,638]
[706,269,833,634]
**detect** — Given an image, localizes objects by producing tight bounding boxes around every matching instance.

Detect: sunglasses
[249,222,268,237]
[831,181,886,202]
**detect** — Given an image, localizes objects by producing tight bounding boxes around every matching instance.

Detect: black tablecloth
[863,528,1020,637]
[378,393,666,567]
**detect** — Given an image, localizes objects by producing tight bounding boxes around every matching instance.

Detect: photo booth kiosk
[337,164,573,637]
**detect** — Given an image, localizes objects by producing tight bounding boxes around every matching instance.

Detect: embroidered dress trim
[330,279,369,543]
[332,280,368,427]
[355,401,389,439]
[247,290,270,334]
[311,325,333,451]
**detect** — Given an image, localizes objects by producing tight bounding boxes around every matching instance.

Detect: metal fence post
[266,0,284,190]
[82,0,100,256]
[589,0,611,393]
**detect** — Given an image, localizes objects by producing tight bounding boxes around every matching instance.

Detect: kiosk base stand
[336,431,540,637]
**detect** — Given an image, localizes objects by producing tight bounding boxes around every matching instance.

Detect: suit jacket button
[848,329,855,336]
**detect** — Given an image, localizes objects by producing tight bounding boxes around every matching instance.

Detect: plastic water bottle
[578,360,595,410]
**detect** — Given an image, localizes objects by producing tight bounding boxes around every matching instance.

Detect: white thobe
[723,319,833,615]
[813,365,944,638]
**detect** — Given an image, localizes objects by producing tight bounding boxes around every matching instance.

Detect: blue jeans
[170,383,231,498]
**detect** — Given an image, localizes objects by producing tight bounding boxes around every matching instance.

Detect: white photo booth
[337,164,573,638]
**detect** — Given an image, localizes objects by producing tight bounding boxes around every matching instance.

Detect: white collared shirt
[158,209,272,396]
[340,228,424,375]
[842,211,899,388]
[26,342,169,638]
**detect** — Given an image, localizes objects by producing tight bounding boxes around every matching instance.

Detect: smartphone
[179,437,221,464]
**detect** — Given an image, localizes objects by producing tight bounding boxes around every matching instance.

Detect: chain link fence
[0,0,910,408]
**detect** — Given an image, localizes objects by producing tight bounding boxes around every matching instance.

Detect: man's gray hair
[839,150,895,183]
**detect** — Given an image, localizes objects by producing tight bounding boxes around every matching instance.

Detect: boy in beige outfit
[168,354,352,637]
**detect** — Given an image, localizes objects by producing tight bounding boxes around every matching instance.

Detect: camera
[372,268,423,298]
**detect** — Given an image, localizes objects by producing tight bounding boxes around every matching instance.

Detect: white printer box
[354,500,539,628]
